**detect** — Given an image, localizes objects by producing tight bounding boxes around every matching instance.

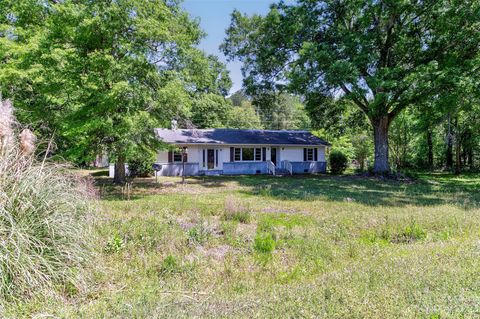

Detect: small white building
[153,128,330,176]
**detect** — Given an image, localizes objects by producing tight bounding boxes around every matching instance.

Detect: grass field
[7,172,480,318]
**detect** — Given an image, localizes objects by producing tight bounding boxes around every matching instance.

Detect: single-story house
[153,128,330,176]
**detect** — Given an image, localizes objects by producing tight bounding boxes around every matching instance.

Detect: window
[242,148,254,160]
[234,147,263,161]
[173,151,183,162]
[255,148,262,161]
[306,148,314,161]
[234,148,241,161]
[304,148,316,161]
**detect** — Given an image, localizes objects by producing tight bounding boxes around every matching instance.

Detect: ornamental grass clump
[0,99,94,302]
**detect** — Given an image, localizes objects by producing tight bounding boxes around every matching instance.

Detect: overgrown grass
[4,171,480,318]
[0,103,94,307]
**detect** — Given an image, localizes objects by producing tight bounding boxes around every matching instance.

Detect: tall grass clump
[223,195,252,223]
[0,99,94,303]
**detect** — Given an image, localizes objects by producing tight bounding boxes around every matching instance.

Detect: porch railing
[283,160,293,175]
[267,160,275,175]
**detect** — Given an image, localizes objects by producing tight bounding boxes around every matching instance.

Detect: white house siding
[156,151,168,163]
[108,164,129,178]
[157,146,326,165]
[157,145,227,170]
[279,146,326,162]
[155,145,327,175]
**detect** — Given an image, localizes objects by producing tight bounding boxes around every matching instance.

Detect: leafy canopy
[0,0,231,167]
[223,0,480,172]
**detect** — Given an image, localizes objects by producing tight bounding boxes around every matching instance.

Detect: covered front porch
[154,159,327,176]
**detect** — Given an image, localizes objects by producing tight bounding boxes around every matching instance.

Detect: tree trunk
[372,116,390,174]
[455,138,461,175]
[426,129,434,169]
[114,156,126,184]
[468,149,474,169]
[446,140,453,169]
[446,115,453,169]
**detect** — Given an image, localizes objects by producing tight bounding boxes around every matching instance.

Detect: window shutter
[230,147,234,162]
[314,148,318,161]
[262,147,266,161]
[303,148,307,161]
[183,152,188,162]
[168,151,173,163]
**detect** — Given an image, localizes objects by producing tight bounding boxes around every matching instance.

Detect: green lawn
[8,172,480,318]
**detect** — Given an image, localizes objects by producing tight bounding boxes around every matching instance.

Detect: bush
[329,151,348,174]
[0,100,94,302]
[128,156,153,178]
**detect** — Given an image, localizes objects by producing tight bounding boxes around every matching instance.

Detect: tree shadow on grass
[91,172,480,208]
[93,175,229,201]
[225,174,479,208]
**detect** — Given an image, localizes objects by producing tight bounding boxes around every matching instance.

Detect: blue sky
[182,0,274,94]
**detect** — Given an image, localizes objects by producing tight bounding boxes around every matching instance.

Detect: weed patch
[187,223,212,246]
[105,235,125,253]
[223,195,252,223]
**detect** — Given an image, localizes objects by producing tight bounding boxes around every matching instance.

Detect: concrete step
[275,168,291,176]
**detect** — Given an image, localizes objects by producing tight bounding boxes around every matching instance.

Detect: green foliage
[128,159,153,178]
[187,224,211,246]
[159,255,180,275]
[0,123,93,301]
[0,0,232,180]
[226,101,263,129]
[228,90,249,107]
[329,151,348,175]
[4,172,480,316]
[254,232,276,254]
[394,221,428,244]
[223,1,480,173]
[223,210,251,224]
[351,133,373,171]
[128,151,155,178]
[253,93,310,130]
[105,235,125,254]
[361,219,428,245]
[191,93,232,128]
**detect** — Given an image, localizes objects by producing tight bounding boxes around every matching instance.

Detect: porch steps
[200,170,223,176]
[274,168,291,176]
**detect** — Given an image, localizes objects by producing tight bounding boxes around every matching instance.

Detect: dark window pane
[234,148,241,161]
[307,148,314,161]
[173,151,183,162]
[255,148,262,161]
[242,148,254,160]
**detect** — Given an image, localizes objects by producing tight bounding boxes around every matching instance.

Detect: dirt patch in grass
[186,245,237,262]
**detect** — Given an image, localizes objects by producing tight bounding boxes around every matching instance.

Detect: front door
[271,147,277,166]
[207,149,215,169]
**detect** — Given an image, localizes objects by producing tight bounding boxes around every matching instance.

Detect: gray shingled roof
[154,129,330,146]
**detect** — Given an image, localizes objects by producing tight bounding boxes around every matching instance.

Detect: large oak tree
[222,0,480,173]
[1,0,231,183]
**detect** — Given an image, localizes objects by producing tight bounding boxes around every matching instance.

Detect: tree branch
[341,83,369,114]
